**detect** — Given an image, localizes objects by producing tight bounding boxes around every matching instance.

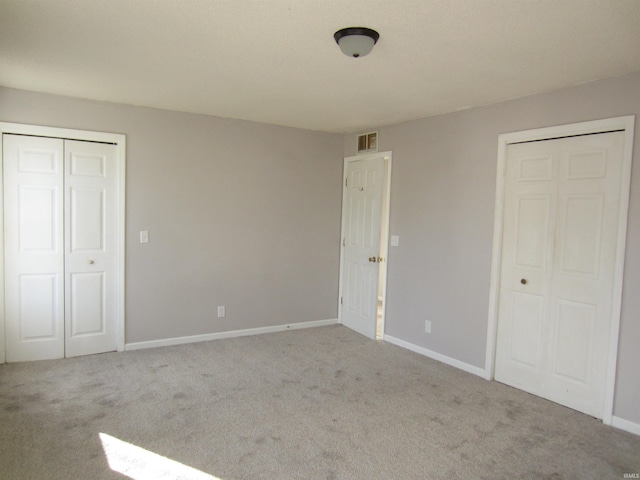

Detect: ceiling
[2,0,640,134]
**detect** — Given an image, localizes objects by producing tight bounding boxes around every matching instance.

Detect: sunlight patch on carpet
[100,433,221,480]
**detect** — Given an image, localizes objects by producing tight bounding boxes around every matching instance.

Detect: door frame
[338,151,392,337]
[0,122,126,363]
[485,115,635,425]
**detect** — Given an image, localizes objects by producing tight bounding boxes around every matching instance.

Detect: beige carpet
[1,325,639,479]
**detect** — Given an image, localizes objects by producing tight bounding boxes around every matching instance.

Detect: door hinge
[342,237,346,247]
[340,297,343,305]
[345,178,348,187]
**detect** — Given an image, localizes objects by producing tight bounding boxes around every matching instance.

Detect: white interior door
[341,156,384,339]
[64,140,117,358]
[3,135,65,362]
[495,131,625,418]
[3,135,117,361]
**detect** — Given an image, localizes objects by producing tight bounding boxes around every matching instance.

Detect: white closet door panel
[509,292,545,370]
[550,299,595,383]
[3,135,65,362]
[70,272,105,336]
[545,132,624,417]
[559,194,604,276]
[64,140,117,358]
[70,188,105,251]
[495,141,557,395]
[514,195,552,269]
[19,186,59,252]
[19,274,59,339]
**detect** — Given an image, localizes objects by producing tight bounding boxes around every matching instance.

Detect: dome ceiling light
[334,27,380,58]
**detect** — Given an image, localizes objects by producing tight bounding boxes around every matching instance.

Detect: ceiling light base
[334,27,380,58]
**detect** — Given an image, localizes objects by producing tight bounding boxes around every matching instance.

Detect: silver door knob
[88,260,95,265]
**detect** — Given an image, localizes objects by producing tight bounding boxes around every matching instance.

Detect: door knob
[88,260,95,265]
[521,278,527,285]
[368,257,376,262]
[377,257,384,263]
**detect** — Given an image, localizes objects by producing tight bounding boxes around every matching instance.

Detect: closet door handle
[88,260,95,265]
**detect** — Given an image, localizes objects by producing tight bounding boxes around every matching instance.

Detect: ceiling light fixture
[334,27,380,58]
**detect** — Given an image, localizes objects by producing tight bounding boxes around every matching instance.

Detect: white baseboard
[383,334,489,379]
[611,416,640,436]
[125,318,339,351]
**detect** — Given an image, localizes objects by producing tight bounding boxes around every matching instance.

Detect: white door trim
[0,122,126,363]
[485,115,635,425]
[338,151,392,335]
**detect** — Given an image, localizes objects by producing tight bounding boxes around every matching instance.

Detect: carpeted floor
[1,325,638,479]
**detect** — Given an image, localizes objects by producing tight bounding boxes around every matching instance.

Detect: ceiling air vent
[357,131,378,154]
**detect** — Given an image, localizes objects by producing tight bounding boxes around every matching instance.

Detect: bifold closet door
[3,134,117,362]
[495,131,625,418]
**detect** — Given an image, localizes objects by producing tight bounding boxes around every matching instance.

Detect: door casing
[338,151,392,338]
[486,116,635,425]
[0,122,126,363]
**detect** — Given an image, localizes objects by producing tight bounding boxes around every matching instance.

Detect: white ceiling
[2,0,640,133]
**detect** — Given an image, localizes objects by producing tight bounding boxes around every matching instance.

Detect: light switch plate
[390,235,399,247]
[425,320,432,334]
[140,230,149,244]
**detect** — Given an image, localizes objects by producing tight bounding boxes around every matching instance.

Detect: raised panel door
[546,132,624,416]
[495,142,557,394]
[64,140,117,357]
[496,131,625,418]
[3,135,65,361]
[341,157,384,339]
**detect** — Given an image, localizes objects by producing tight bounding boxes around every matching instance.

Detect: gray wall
[0,87,344,343]
[344,72,640,424]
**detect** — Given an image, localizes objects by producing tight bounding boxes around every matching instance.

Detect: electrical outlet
[217,306,225,318]
[425,320,432,334]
